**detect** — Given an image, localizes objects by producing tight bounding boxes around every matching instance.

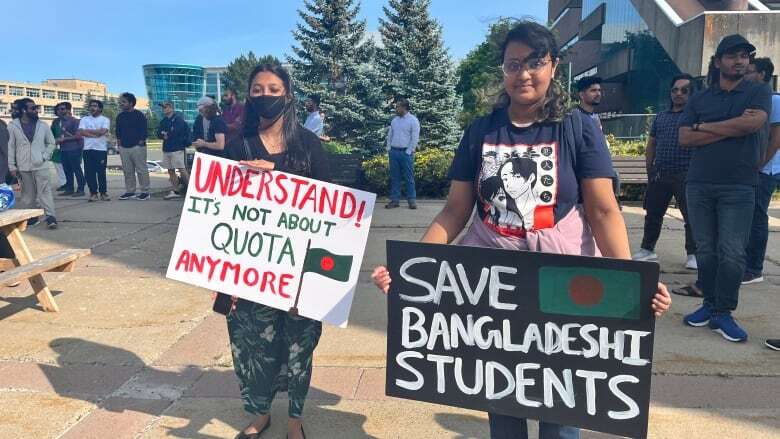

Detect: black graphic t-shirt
[449,109,614,237]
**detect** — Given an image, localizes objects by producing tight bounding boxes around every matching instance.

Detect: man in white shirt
[303,95,324,137]
[78,99,111,202]
[385,98,420,209]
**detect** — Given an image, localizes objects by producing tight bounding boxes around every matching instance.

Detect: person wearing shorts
[156,101,190,200]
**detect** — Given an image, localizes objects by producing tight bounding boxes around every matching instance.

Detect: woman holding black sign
[372,20,671,439]
[226,63,330,439]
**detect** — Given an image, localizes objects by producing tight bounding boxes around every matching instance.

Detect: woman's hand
[239,160,275,171]
[652,282,672,318]
[192,139,206,148]
[372,266,391,294]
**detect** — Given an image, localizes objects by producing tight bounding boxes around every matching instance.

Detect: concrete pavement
[0,181,778,438]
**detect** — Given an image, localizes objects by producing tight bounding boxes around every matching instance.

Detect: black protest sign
[385,240,659,438]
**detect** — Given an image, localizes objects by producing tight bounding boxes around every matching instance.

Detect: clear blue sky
[1,1,546,96]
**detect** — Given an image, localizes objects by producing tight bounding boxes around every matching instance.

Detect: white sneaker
[685,254,698,270]
[163,191,182,200]
[632,248,658,261]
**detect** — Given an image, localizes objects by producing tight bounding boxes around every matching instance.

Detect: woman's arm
[581,177,630,259]
[420,181,476,244]
[373,180,475,293]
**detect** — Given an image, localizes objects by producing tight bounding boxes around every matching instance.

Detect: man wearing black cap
[679,34,772,343]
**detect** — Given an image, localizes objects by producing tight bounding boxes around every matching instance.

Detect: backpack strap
[563,109,585,174]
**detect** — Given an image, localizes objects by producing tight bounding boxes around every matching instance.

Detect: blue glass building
[143,64,225,124]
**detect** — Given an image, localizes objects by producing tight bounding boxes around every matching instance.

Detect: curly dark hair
[494,20,569,122]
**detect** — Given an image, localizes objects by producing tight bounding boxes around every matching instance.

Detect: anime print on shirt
[477,140,558,236]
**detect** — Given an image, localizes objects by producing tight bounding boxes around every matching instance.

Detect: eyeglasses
[502,58,551,76]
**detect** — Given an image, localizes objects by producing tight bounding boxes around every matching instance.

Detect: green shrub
[322,140,354,155]
[607,134,646,157]
[362,147,455,197]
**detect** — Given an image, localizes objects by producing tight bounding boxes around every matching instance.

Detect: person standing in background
[78,99,111,202]
[7,98,58,228]
[116,92,151,201]
[192,96,227,157]
[221,87,245,154]
[52,103,85,197]
[385,98,420,210]
[678,35,772,343]
[157,101,190,200]
[633,74,698,270]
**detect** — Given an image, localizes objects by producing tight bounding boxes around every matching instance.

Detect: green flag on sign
[302,247,353,282]
[538,266,641,319]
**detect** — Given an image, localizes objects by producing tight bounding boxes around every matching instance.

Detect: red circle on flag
[568,275,604,306]
[320,256,335,271]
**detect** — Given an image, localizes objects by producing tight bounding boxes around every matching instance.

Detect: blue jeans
[488,413,579,439]
[687,183,755,313]
[388,148,416,202]
[60,149,85,192]
[745,172,780,276]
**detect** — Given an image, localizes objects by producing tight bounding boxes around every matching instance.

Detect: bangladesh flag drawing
[538,266,641,319]
[302,247,353,282]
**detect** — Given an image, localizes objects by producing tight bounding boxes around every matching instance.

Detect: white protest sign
[166,153,376,327]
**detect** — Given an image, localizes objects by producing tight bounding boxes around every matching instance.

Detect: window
[10,86,24,96]
[72,93,83,101]
[550,7,570,28]
[0,103,8,114]
[58,91,70,100]
[0,86,6,95]
[26,88,40,98]
[43,105,57,116]
[43,89,55,99]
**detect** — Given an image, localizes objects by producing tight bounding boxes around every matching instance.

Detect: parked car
[147,161,163,173]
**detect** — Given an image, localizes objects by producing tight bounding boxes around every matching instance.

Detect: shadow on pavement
[40,338,373,439]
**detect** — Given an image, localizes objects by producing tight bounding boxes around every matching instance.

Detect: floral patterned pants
[227,301,322,418]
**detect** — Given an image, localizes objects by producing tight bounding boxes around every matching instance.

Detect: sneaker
[683,304,712,327]
[100,193,111,201]
[88,194,99,202]
[59,190,74,196]
[385,201,400,209]
[408,201,417,209]
[46,216,58,230]
[135,193,150,201]
[632,248,658,262]
[709,313,748,342]
[685,254,698,270]
[118,192,136,201]
[765,339,780,351]
[72,190,85,197]
[741,272,764,285]
[164,191,182,200]
[56,185,69,192]
[26,217,39,227]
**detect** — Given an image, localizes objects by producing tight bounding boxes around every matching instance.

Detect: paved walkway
[0,181,778,438]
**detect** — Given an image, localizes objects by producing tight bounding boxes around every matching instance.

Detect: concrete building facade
[550,0,780,120]
[0,78,149,124]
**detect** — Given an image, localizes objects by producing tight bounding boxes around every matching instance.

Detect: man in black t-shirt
[679,34,772,343]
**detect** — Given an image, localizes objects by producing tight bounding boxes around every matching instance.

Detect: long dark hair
[243,63,309,173]
[495,20,568,122]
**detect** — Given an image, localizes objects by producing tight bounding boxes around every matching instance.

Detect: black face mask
[250,95,287,120]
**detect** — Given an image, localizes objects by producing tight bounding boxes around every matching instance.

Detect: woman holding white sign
[227,63,330,439]
[372,20,672,439]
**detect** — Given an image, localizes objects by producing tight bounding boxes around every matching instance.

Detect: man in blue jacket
[156,101,190,200]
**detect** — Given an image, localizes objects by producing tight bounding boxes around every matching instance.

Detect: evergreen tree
[288,0,385,152]
[377,0,461,148]
[223,52,282,101]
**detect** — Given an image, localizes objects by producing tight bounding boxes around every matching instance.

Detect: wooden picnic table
[0,209,90,312]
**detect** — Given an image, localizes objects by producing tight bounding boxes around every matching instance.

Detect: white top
[79,115,110,151]
[386,113,420,154]
[761,94,780,175]
[304,111,324,136]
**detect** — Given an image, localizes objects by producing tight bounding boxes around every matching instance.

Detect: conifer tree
[289,0,385,151]
[377,0,461,148]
